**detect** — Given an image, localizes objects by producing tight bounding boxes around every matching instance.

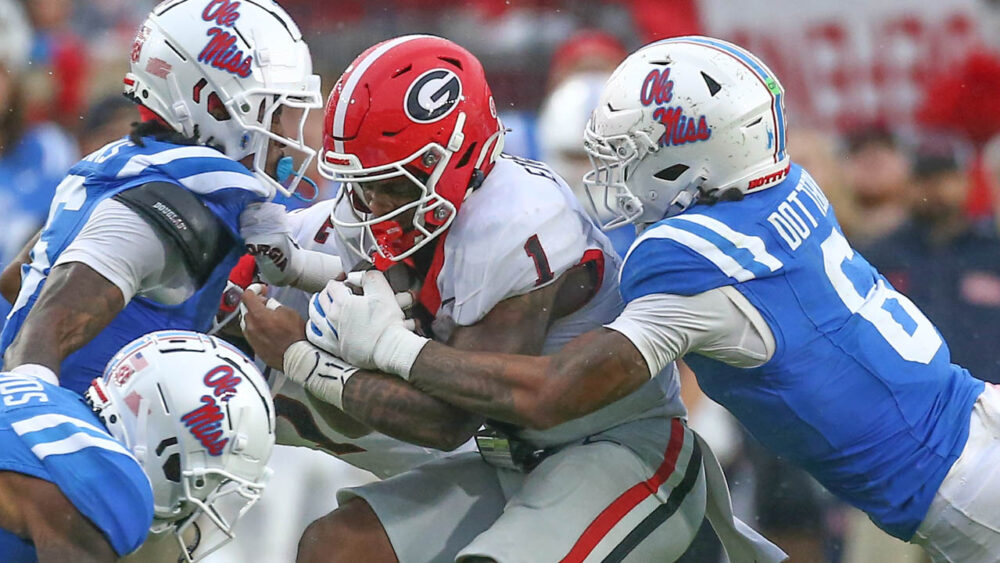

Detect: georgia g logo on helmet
[404,68,463,123]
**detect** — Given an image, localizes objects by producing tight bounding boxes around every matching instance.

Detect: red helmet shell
[321,35,504,227]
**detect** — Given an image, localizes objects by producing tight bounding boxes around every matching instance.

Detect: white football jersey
[344,155,686,447]
[264,199,469,479]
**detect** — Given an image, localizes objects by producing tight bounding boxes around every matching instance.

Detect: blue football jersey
[0,372,153,558]
[0,137,269,393]
[619,163,984,540]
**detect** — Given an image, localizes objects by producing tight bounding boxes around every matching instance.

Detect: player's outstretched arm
[336,275,580,447]
[410,327,650,430]
[4,263,124,374]
[307,269,650,432]
[241,289,480,451]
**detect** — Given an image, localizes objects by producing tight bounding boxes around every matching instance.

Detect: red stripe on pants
[560,418,686,563]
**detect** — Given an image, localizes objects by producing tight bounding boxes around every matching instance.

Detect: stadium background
[3,0,1000,560]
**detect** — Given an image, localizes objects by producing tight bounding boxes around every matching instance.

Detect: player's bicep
[605,293,711,377]
[55,198,192,304]
[4,262,125,371]
[605,289,767,376]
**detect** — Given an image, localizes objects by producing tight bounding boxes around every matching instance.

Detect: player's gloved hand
[240,202,302,286]
[307,271,427,378]
[282,340,359,410]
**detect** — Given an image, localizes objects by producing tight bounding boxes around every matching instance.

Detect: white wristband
[282,341,358,409]
[373,326,429,380]
[10,364,59,386]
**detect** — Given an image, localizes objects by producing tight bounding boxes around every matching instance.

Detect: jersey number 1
[524,235,554,286]
[821,230,942,364]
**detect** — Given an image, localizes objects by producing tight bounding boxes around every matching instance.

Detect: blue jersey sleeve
[0,377,153,557]
[620,214,786,302]
[620,236,733,301]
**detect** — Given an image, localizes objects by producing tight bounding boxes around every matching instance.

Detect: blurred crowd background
[4,0,1000,561]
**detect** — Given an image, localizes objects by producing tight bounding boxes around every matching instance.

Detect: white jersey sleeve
[285,195,371,271]
[265,197,363,312]
[54,198,195,305]
[438,156,595,327]
[606,286,775,378]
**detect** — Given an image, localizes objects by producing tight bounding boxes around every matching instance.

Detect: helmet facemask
[583,127,648,230]
[321,113,471,264]
[161,462,270,562]
[231,81,323,198]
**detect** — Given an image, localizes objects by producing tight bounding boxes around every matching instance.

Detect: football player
[235,199,475,479]
[0,330,274,562]
[241,35,784,562]
[313,37,1000,562]
[0,0,322,394]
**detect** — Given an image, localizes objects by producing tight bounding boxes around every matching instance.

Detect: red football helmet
[318,35,505,263]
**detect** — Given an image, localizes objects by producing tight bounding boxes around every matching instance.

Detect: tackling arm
[406,287,772,430]
[3,263,125,374]
[409,328,649,430]
[338,276,571,448]
[241,289,479,451]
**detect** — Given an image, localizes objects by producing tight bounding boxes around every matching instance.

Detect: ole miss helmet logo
[404,68,462,123]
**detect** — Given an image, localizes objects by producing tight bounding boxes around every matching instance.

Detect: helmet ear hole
[655,164,689,181]
[163,452,181,483]
[207,93,231,122]
[454,141,477,169]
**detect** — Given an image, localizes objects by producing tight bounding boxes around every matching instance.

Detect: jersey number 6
[821,230,942,364]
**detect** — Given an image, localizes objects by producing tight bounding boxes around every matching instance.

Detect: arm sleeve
[54,198,193,304]
[605,287,775,378]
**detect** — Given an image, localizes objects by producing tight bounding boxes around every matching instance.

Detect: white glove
[307,271,428,378]
[282,341,358,411]
[240,202,301,286]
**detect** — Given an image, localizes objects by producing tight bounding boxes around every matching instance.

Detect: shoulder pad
[620,214,784,301]
[113,182,236,286]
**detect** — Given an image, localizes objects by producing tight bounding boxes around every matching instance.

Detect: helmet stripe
[332,35,435,153]
[661,37,785,164]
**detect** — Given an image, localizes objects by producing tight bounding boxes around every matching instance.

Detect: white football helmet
[86,330,275,561]
[125,0,323,197]
[584,36,790,229]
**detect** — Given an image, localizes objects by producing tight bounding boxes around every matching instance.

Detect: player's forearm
[409,329,651,430]
[408,341,556,429]
[4,263,124,373]
[341,370,482,451]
